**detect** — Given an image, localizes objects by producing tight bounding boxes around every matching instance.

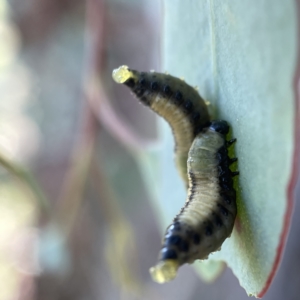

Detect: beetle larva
[112,65,210,185]
[149,120,239,283]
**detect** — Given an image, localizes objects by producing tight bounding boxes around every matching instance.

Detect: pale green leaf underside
[141,0,297,297]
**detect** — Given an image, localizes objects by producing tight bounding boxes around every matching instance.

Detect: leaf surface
[142,0,298,297]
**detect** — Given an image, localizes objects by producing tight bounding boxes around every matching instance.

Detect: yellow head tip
[112,65,134,84]
[149,260,179,284]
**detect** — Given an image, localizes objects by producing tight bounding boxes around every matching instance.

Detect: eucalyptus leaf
[155,0,298,297]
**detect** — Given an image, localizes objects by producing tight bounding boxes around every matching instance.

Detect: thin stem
[0,152,51,217]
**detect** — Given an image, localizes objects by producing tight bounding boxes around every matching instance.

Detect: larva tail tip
[149,260,179,284]
[112,65,133,83]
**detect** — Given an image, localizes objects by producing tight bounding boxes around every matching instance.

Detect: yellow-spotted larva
[149,120,238,283]
[112,65,210,186]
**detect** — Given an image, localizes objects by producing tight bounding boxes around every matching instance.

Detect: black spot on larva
[140,96,151,106]
[220,172,232,183]
[161,248,178,260]
[217,153,223,162]
[179,240,189,252]
[124,78,135,88]
[215,216,223,227]
[165,235,182,247]
[191,112,200,123]
[218,170,233,190]
[151,81,159,91]
[217,146,227,163]
[218,166,226,175]
[223,194,232,205]
[185,228,193,237]
[135,88,145,98]
[218,204,229,216]
[139,78,146,86]
[220,182,231,191]
[183,100,193,114]
[218,170,227,179]
[220,175,233,190]
[163,85,171,95]
[205,226,213,236]
[173,91,183,105]
[193,233,200,245]
[169,221,181,232]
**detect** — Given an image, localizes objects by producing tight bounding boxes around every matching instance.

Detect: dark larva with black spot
[112,65,210,186]
[149,120,238,283]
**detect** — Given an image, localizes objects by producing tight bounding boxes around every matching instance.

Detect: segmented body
[150,121,238,282]
[112,65,210,185]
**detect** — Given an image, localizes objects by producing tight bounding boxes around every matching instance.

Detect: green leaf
[141,0,298,297]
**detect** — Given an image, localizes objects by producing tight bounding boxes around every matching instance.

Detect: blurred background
[0,0,299,299]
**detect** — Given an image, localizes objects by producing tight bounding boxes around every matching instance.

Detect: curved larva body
[112,65,210,185]
[150,121,238,283]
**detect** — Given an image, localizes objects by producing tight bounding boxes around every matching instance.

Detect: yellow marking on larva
[149,260,179,283]
[112,65,135,83]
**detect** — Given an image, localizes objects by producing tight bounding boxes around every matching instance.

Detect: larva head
[210,120,229,135]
